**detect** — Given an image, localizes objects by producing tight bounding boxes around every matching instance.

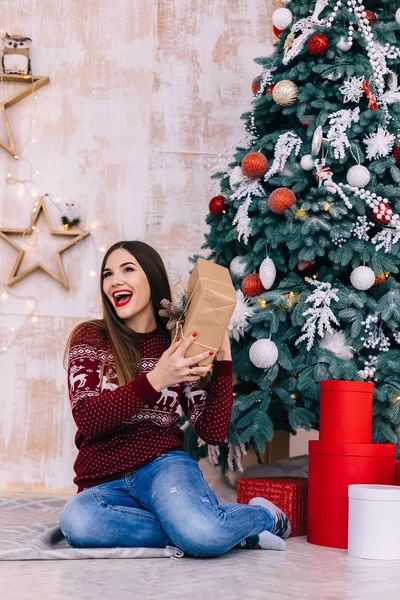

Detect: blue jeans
[60,450,273,557]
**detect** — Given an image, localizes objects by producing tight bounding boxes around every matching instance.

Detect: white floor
[1,456,400,600]
[1,536,400,600]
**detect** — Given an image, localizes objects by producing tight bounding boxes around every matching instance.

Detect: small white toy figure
[61,202,80,230]
[2,33,32,75]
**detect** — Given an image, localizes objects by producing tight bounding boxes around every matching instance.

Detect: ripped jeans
[60,450,273,557]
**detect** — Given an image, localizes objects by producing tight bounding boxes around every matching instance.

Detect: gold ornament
[0,196,89,288]
[295,208,308,219]
[272,80,299,106]
[283,24,296,58]
[0,74,50,157]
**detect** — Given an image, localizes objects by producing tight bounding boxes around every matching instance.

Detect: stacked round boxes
[307,380,396,549]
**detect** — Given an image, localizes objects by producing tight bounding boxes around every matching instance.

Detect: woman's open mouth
[112,290,134,307]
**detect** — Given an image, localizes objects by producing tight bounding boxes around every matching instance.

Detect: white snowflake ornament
[249,339,279,369]
[259,257,276,290]
[350,266,375,291]
[339,76,364,103]
[363,127,395,160]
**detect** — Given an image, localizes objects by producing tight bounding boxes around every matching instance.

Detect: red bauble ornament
[307,34,329,57]
[371,202,393,225]
[273,25,284,37]
[252,76,261,94]
[268,188,296,214]
[374,272,386,286]
[297,260,314,274]
[209,195,226,216]
[301,114,314,128]
[252,77,274,95]
[241,273,264,298]
[393,145,400,167]
[365,10,377,24]
[241,152,268,179]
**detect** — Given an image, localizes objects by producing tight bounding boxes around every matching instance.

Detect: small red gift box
[237,477,308,537]
[396,461,400,486]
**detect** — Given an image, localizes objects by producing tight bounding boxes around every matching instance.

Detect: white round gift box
[348,484,400,560]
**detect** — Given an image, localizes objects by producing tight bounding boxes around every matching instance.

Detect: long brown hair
[65,241,172,385]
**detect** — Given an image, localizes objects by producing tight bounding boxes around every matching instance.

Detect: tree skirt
[0,494,183,561]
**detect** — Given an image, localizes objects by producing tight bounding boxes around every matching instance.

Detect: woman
[60,241,290,557]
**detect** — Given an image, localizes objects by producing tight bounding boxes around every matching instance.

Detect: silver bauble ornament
[346,165,371,188]
[337,37,352,52]
[230,256,250,279]
[396,8,400,25]
[350,266,375,291]
[249,339,279,369]
[272,80,299,107]
[229,166,243,189]
[311,126,323,155]
[300,154,315,171]
[259,257,276,290]
[272,7,293,30]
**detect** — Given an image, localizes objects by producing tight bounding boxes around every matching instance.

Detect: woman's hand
[215,329,232,361]
[146,332,214,392]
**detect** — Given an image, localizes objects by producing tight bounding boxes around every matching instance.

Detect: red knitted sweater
[67,323,234,492]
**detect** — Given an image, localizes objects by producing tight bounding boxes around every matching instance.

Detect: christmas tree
[189,0,400,469]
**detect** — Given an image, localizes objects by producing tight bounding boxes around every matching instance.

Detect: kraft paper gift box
[176,258,237,367]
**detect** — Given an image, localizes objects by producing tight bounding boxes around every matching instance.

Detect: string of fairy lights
[0,54,108,357]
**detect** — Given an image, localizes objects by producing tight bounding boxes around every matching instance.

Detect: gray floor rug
[0,494,183,560]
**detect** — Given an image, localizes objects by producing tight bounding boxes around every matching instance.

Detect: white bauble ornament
[259,257,276,290]
[396,8,400,26]
[350,266,375,291]
[300,154,315,171]
[337,37,352,52]
[311,126,323,155]
[249,339,279,369]
[272,8,293,30]
[230,256,250,278]
[346,165,371,188]
[229,166,243,189]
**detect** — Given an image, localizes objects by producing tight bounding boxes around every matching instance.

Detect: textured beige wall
[0,0,278,492]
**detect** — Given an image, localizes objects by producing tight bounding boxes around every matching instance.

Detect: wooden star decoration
[0,74,50,158]
[0,196,89,288]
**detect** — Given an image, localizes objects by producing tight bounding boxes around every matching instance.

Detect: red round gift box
[307,440,396,549]
[396,461,400,486]
[319,380,374,444]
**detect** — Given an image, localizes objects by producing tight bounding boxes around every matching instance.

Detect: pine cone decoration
[158,289,189,330]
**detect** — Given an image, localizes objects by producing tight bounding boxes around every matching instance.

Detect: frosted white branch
[295,278,340,351]
[283,18,315,65]
[264,132,302,182]
[231,177,265,244]
[326,108,360,159]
